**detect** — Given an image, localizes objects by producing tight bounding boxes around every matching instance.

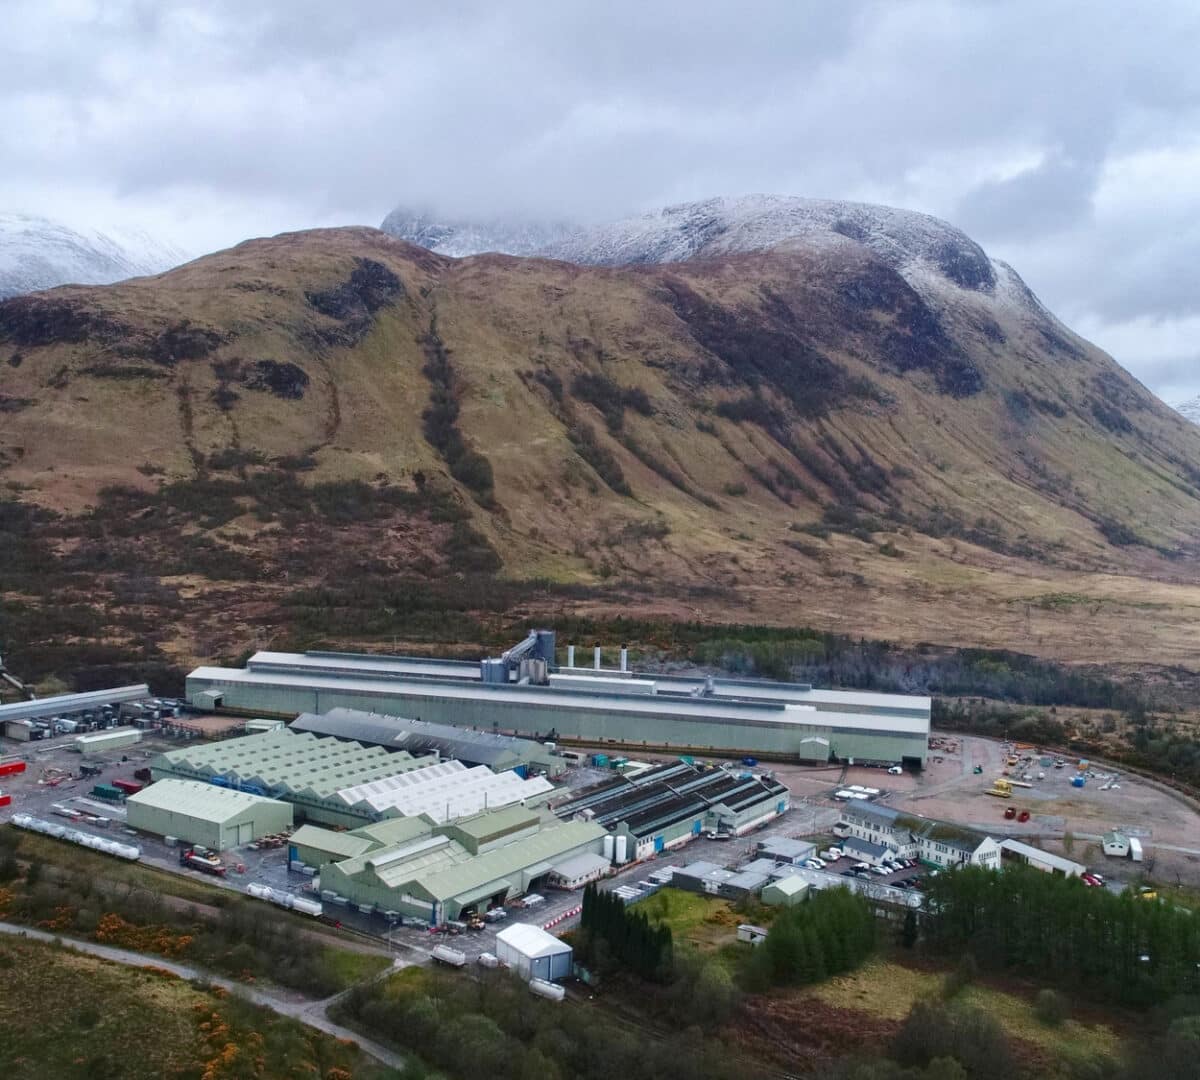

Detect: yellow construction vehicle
[987,778,1013,799]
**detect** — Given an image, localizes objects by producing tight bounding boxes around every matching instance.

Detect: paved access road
[0,921,407,1071]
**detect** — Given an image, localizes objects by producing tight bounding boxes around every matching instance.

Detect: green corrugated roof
[126,778,290,823]
[290,824,376,860]
[153,729,435,799]
[446,805,540,843]
[418,820,604,901]
[351,816,436,846]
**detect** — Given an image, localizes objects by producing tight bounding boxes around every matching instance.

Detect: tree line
[578,882,674,982]
[924,865,1200,1007]
[744,887,876,989]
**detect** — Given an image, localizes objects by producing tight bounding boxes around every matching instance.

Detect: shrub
[1034,988,1068,1027]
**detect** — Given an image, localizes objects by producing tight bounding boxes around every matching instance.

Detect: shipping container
[75,728,142,755]
[111,779,144,795]
[0,759,27,778]
[91,783,126,802]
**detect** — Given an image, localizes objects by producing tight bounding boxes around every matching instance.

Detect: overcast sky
[4,1,1199,401]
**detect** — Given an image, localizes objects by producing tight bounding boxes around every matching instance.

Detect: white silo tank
[603,834,615,861]
[615,835,628,864]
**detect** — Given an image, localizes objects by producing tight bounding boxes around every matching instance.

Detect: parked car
[1018,810,1031,823]
[870,865,891,876]
[522,894,546,909]
[1004,806,1017,819]
[887,765,903,775]
[853,862,870,871]
[821,848,842,861]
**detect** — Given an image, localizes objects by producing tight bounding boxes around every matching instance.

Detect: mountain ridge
[0,212,189,299]
[2,222,1200,677]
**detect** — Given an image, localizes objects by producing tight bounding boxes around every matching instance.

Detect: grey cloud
[2,0,1200,396]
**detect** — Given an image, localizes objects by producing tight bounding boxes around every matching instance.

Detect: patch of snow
[382,194,1035,312]
[0,212,190,299]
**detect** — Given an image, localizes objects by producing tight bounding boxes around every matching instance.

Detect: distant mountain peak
[382,193,1005,299]
[0,212,189,299]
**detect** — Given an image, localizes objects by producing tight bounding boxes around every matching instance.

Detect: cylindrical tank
[247,883,273,900]
[567,644,576,668]
[593,644,602,670]
[603,834,615,860]
[291,897,323,917]
[529,978,565,1002]
[615,835,628,864]
[620,645,628,672]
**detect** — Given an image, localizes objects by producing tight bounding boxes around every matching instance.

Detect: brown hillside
[2,226,1200,680]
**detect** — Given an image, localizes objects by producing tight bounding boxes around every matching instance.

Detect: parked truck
[179,847,226,877]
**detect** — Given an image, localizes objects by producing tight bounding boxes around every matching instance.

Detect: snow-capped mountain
[1175,397,1200,425]
[382,194,1037,312]
[0,212,189,299]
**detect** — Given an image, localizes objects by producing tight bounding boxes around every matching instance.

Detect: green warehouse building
[125,778,293,850]
[299,805,606,923]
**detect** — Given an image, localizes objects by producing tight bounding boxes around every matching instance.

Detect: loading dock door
[654,835,664,853]
[237,822,253,845]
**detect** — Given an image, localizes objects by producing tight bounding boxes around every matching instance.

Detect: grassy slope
[3,228,1200,669]
[0,936,397,1080]
[809,958,1124,1074]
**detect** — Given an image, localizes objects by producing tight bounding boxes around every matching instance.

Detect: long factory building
[185,638,931,767]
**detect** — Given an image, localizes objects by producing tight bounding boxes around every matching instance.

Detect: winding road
[0,921,407,1070]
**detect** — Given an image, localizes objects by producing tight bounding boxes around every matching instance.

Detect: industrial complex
[149,728,555,828]
[184,631,932,767]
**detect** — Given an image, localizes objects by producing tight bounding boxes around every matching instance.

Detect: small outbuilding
[998,839,1085,879]
[495,922,573,981]
[1102,831,1130,857]
[548,851,611,889]
[755,837,816,865]
[762,875,810,907]
[125,778,293,850]
[840,836,892,866]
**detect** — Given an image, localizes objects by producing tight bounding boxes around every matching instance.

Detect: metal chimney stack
[594,643,602,670]
[567,644,576,669]
[620,644,628,672]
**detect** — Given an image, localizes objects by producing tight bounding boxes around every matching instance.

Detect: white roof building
[336,760,554,822]
[495,922,573,981]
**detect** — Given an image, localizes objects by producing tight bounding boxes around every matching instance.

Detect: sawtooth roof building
[290,707,564,776]
[149,728,554,828]
[184,644,931,767]
[553,760,790,859]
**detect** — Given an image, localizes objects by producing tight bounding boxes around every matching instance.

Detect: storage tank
[529,978,566,1002]
[431,944,467,967]
[614,835,628,864]
[291,897,323,917]
[603,834,615,861]
[247,883,273,900]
